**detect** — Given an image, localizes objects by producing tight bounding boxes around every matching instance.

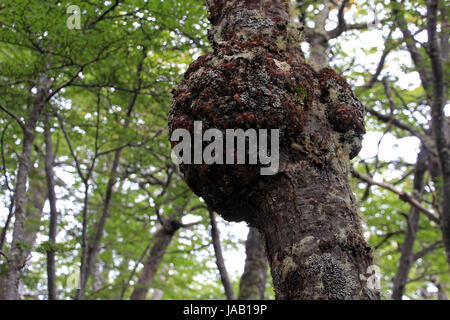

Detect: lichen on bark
[169,0,378,300]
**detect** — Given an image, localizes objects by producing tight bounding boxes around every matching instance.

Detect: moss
[170,0,365,223]
[295,84,307,103]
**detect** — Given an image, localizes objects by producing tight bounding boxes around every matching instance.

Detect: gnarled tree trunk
[169,0,378,299]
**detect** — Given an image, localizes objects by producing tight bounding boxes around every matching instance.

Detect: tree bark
[304,2,331,70]
[170,0,378,299]
[251,164,377,299]
[129,218,181,300]
[44,116,58,300]
[239,227,267,300]
[392,148,427,299]
[426,0,450,268]
[0,167,47,299]
[2,71,50,300]
[209,210,235,300]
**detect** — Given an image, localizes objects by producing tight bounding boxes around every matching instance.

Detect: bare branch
[413,240,444,261]
[351,170,441,223]
[327,0,350,39]
[0,103,25,131]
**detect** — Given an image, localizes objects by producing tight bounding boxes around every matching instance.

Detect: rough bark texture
[130,218,181,300]
[392,148,427,299]
[239,227,267,300]
[169,0,378,299]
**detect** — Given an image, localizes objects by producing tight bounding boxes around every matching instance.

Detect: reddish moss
[318,67,352,92]
[168,3,365,222]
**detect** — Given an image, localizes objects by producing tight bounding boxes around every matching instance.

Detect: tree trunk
[392,148,427,299]
[44,116,58,300]
[170,0,378,299]
[426,0,450,269]
[129,219,181,300]
[209,210,235,300]
[3,72,50,300]
[253,165,378,299]
[77,52,145,299]
[305,2,331,70]
[0,167,47,299]
[239,227,267,300]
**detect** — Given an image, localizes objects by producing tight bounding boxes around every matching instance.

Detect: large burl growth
[169,0,379,299]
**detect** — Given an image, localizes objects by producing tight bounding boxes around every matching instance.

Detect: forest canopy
[0,0,448,300]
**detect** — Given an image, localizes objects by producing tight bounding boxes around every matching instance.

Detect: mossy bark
[169,0,379,299]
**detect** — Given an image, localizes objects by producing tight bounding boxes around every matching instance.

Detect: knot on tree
[168,0,365,223]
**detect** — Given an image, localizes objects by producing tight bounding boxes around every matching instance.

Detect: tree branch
[0,103,25,131]
[351,170,440,223]
[413,239,443,261]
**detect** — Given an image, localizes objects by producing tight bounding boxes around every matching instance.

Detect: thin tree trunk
[209,210,235,300]
[77,51,145,299]
[392,148,427,299]
[129,219,181,300]
[44,116,58,300]
[3,72,50,300]
[239,227,267,300]
[76,183,91,300]
[0,167,47,299]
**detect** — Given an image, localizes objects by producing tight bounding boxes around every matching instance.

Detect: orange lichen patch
[243,112,256,124]
[263,55,290,78]
[233,93,243,106]
[223,60,237,76]
[170,115,193,131]
[235,113,245,126]
[184,53,213,79]
[333,106,366,134]
[317,67,352,92]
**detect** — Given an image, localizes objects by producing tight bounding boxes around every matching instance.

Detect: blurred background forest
[0,0,448,300]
